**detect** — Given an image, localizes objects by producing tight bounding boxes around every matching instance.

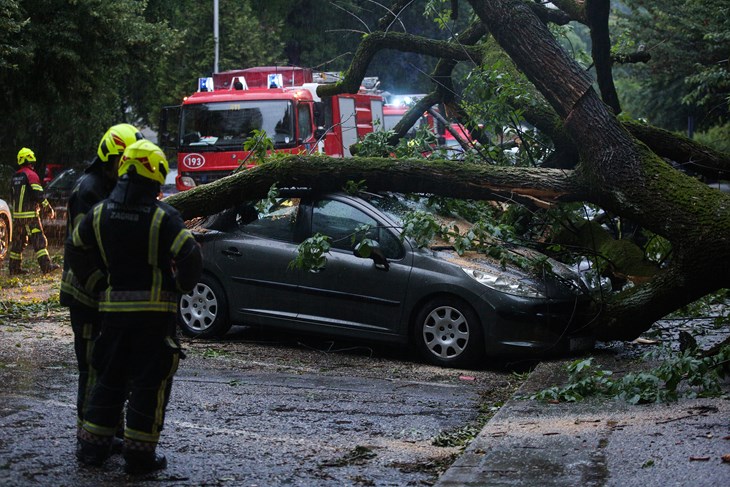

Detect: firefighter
[65,139,201,474]
[8,147,60,275]
[59,124,143,451]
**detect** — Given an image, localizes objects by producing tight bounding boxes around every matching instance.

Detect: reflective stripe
[61,268,98,306]
[85,270,105,293]
[12,211,36,218]
[18,185,26,212]
[41,199,50,207]
[73,212,85,230]
[35,248,49,258]
[31,183,43,191]
[98,301,177,313]
[92,205,108,267]
[125,427,160,443]
[60,279,97,308]
[155,338,179,434]
[149,208,164,301]
[9,252,21,261]
[105,290,177,302]
[170,229,193,256]
[30,228,41,235]
[71,224,84,247]
[83,421,116,437]
[148,208,164,266]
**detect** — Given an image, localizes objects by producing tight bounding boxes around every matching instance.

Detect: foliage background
[0,0,727,189]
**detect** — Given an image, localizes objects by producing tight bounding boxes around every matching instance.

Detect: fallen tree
[166,0,730,342]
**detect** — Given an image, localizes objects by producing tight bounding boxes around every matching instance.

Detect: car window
[312,199,403,259]
[240,198,300,242]
[46,168,78,192]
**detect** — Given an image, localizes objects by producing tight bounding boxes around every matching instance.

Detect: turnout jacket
[60,167,117,308]
[65,175,202,315]
[10,165,51,219]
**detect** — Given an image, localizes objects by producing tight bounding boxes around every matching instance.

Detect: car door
[296,196,413,336]
[212,199,303,327]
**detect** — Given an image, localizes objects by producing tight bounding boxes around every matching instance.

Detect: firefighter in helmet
[65,140,202,474]
[8,147,60,275]
[60,123,143,452]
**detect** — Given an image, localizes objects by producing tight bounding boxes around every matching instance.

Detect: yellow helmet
[97,123,143,163]
[118,140,169,185]
[17,147,36,165]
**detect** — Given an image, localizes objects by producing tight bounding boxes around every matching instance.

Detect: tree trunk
[467,0,730,338]
[165,156,585,220]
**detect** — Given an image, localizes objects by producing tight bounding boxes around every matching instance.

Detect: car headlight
[579,269,613,293]
[462,267,546,298]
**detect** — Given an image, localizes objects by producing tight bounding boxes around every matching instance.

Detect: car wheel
[0,215,9,262]
[178,276,231,338]
[413,297,484,367]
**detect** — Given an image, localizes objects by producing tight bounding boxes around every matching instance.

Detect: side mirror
[354,240,389,271]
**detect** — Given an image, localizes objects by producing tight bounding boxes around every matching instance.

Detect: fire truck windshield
[180,100,295,150]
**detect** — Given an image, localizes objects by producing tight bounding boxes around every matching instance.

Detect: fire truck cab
[163,66,384,191]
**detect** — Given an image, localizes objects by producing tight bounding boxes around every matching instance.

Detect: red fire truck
[382,94,475,159]
[162,66,384,191]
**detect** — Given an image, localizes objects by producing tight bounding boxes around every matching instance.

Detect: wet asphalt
[0,313,518,486]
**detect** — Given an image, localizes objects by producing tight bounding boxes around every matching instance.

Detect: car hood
[436,246,589,299]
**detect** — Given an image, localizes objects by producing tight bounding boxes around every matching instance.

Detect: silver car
[0,198,12,263]
[179,191,597,367]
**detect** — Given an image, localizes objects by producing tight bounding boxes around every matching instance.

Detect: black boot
[111,436,124,454]
[124,450,167,475]
[8,260,27,276]
[39,256,60,274]
[76,438,111,467]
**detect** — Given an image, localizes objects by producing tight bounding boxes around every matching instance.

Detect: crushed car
[179,191,601,367]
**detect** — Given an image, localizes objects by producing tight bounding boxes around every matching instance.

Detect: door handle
[222,247,242,257]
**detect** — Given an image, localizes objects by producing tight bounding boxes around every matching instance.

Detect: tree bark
[165,156,586,220]
[317,32,482,97]
[623,121,730,178]
[586,0,621,113]
[467,0,730,338]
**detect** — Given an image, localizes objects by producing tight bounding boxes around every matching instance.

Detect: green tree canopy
[615,0,730,132]
[0,0,175,166]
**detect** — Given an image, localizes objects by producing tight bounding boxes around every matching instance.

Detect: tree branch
[166,156,586,220]
[624,120,730,178]
[612,51,651,65]
[387,92,442,145]
[586,0,621,113]
[375,0,414,32]
[527,1,572,25]
[387,20,489,146]
[317,31,482,96]
[549,0,587,23]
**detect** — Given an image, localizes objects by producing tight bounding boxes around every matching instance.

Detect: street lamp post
[213,0,219,74]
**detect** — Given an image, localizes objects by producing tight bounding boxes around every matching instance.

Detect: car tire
[413,297,484,368]
[0,215,9,262]
[178,275,231,338]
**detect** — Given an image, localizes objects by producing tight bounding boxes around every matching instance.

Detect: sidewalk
[436,358,729,487]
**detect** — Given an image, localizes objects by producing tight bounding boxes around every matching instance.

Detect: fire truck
[382,94,475,159]
[161,66,385,192]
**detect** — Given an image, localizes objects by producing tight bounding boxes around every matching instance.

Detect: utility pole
[213,0,219,73]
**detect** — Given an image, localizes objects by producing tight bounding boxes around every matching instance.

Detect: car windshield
[180,100,295,149]
[358,192,430,226]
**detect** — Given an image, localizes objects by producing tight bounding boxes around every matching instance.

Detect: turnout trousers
[70,306,101,429]
[8,215,52,273]
[78,314,180,453]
